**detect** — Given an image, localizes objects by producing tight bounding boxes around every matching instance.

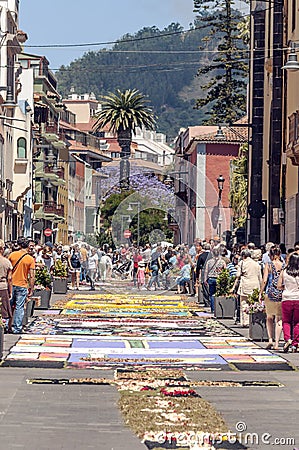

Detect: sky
[20,0,195,70]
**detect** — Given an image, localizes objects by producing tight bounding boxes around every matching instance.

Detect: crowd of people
[1,235,299,352]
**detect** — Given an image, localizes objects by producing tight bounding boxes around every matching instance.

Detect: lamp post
[217,175,225,200]
[282,42,299,72]
[127,202,140,247]
[121,215,131,242]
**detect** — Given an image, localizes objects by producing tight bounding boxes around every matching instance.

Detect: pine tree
[193,0,248,124]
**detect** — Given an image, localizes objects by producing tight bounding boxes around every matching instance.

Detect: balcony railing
[44,201,65,217]
[44,166,65,179]
[45,123,59,135]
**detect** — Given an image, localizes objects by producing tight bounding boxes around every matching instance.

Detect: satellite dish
[0,198,5,214]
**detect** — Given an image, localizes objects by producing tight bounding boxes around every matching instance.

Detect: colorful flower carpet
[2,335,292,370]
[24,316,236,337]
[2,292,293,371]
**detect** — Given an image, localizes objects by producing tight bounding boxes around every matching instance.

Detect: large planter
[53,278,68,294]
[249,311,268,341]
[0,325,3,360]
[22,298,36,326]
[33,288,52,309]
[214,296,236,319]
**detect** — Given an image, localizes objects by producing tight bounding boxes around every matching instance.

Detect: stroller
[112,260,132,279]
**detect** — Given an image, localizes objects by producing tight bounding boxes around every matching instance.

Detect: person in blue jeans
[204,248,226,313]
[8,238,35,334]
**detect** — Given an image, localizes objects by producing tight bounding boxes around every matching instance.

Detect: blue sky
[20,0,195,70]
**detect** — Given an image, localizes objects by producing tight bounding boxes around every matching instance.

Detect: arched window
[17,137,27,158]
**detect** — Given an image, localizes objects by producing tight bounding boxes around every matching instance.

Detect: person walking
[87,248,98,290]
[69,244,82,290]
[277,252,299,352]
[8,238,35,334]
[0,240,13,331]
[232,249,262,327]
[98,252,112,282]
[204,247,226,313]
[137,260,146,290]
[259,245,284,350]
[147,246,162,290]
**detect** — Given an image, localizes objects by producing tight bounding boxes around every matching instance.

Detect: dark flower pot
[22,298,36,326]
[0,325,3,359]
[249,311,268,341]
[53,278,68,294]
[33,288,52,309]
[214,296,236,319]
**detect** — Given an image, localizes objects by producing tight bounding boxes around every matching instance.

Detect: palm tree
[93,89,156,189]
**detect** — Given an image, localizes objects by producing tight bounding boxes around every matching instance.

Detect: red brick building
[172,124,247,244]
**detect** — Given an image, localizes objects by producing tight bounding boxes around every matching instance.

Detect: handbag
[12,253,28,273]
[233,262,243,294]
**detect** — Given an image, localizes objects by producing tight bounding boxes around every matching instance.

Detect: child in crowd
[137,260,146,290]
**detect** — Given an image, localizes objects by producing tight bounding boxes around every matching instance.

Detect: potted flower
[214,269,236,319]
[52,259,68,294]
[245,289,268,341]
[33,266,52,309]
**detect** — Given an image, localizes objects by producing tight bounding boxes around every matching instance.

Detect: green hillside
[56,21,222,140]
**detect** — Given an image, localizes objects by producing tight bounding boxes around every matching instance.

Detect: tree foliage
[193,0,248,124]
[229,143,248,228]
[56,22,217,139]
[93,89,156,135]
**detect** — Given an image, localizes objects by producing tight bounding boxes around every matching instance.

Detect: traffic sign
[43,228,53,237]
[123,229,131,239]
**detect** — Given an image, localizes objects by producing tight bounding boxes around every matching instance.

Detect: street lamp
[282,42,299,72]
[217,175,225,200]
[127,202,141,247]
[121,214,131,241]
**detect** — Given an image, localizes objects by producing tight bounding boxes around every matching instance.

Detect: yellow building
[248,0,299,248]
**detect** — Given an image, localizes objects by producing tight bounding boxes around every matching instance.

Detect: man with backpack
[8,237,35,334]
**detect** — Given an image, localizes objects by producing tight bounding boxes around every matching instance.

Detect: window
[292,0,296,32]
[17,137,27,158]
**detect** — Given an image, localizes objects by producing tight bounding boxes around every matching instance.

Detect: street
[0,282,298,450]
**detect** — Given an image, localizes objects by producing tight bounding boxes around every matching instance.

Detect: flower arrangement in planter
[34,266,52,290]
[244,288,265,314]
[52,259,68,278]
[245,289,268,341]
[214,269,236,319]
[34,266,52,309]
[52,260,68,294]
[215,269,236,297]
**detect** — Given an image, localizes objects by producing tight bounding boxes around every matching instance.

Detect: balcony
[35,165,66,186]
[44,201,64,216]
[44,165,65,179]
[35,201,65,222]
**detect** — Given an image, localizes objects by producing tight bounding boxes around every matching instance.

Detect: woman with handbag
[204,248,226,313]
[259,245,284,350]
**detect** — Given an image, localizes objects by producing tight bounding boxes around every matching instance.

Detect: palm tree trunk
[118,128,132,190]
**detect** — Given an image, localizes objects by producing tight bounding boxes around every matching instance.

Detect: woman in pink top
[277,252,299,352]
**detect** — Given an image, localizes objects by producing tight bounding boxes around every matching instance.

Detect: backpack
[71,252,81,268]
[267,261,284,302]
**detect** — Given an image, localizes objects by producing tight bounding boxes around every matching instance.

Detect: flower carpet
[2,292,293,371]
[24,316,237,337]
[2,335,291,370]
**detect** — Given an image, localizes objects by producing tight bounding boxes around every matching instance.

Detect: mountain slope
[56,22,216,139]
